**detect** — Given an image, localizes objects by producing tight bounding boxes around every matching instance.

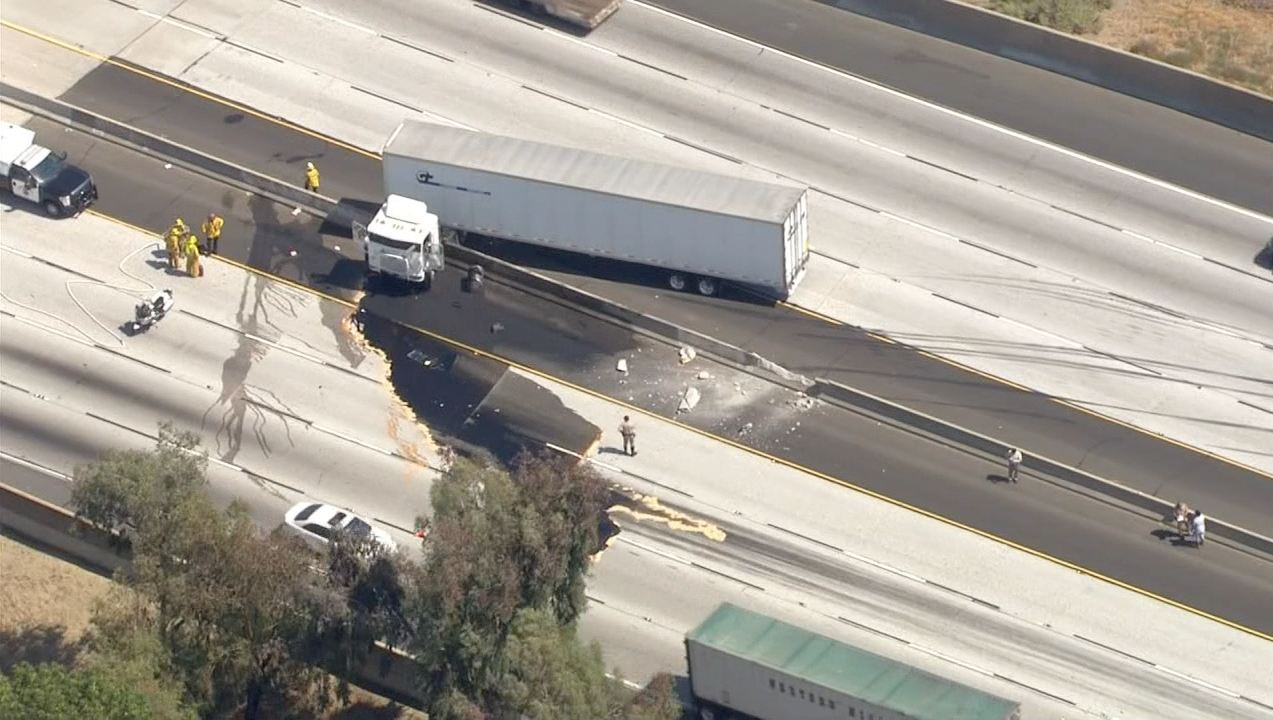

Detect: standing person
[165,218,187,269]
[1190,510,1207,547]
[165,225,183,269]
[619,415,637,457]
[184,234,203,278]
[201,212,224,255]
[303,161,321,192]
[1006,447,1023,483]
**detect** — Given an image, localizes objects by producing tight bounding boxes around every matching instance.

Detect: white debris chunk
[616,358,629,374]
[791,394,815,410]
[696,370,712,380]
[678,346,697,364]
[677,386,701,413]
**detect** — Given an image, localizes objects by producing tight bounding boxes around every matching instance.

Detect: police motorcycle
[129,289,174,335]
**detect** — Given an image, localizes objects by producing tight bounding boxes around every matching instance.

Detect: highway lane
[588,518,1268,719]
[5,2,1268,473]
[4,202,1271,713]
[295,0,1272,281]
[14,63,1273,531]
[644,0,1273,215]
[15,117,1273,634]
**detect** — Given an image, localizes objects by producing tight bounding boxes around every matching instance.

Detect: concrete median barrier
[809,379,1273,558]
[7,86,1269,559]
[823,0,1273,142]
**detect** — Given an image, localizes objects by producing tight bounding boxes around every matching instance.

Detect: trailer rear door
[784,191,809,293]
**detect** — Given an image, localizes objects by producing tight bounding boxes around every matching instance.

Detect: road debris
[696,370,712,380]
[678,386,701,414]
[616,357,629,374]
[678,346,697,364]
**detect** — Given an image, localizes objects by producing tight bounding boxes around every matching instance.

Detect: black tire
[696,277,719,296]
[42,199,62,218]
[669,273,688,292]
[421,270,435,291]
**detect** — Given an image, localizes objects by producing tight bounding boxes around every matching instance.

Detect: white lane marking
[0,451,73,482]
[614,535,694,566]
[1153,665,1242,699]
[4,314,97,349]
[310,423,396,457]
[910,644,996,677]
[298,5,377,34]
[631,0,1273,227]
[242,331,330,365]
[136,9,220,39]
[546,29,618,56]
[0,244,33,258]
[856,137,907,158]
[588,107,664,136]
[879,211,959,242]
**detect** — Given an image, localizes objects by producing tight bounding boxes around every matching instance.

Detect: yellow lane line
[14,15,1264,480]
[1,20,376,161]
[90,210,1273,643]
[23,20,1272,641]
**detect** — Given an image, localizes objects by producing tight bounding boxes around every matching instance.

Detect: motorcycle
[129,289,174,335]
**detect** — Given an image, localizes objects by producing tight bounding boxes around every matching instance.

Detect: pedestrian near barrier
[185,234,203,278]
[619,415,637,456]
[303,161,321,192]
[1006,447,1023,483]
[202,212,223,255]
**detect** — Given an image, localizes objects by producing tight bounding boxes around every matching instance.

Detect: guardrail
[821,0,1273,142]
[5,84,1269,559]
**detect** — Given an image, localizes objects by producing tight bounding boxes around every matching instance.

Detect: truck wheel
[696,277,718,296]
[668,273,688,291]
[42,200,62,218]
[421,270,435,291]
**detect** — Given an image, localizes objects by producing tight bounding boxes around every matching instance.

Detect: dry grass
[0,531,112,670]
[0,531,424,720]
[965,0,1273,95]
[1096,0,1273,95]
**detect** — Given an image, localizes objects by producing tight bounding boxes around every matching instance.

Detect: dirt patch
[968,0,1273,96]
[1095,0,1273,95]
[0,531,111,670]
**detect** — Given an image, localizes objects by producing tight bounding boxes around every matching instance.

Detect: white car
[284,502,397,553]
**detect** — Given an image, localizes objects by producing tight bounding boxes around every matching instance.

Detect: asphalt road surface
[29,63,1273,538]
[645,0,1273,215]
[16,114,1273,635]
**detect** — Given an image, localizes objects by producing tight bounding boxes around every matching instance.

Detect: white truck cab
[354,194,444,289]
[1,122,98,217]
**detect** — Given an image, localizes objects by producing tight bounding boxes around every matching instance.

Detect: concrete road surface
[2,206,1270,719]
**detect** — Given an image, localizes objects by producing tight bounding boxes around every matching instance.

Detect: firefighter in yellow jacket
[201,213,224,255]
[303,161,320,192]
[184,234,203,278]
[165,218,187,269]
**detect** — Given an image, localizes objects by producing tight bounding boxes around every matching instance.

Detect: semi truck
[685,603,1021,720]
[363,120,809,299]
[514,0,622,29]
[0,122,98,217]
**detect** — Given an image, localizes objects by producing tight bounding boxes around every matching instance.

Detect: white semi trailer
[372,120,810,299]
[686,603,1021,720]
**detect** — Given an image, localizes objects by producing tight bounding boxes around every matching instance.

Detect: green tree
[0,661,189,720]
[71,425,339,719]
[492,608,619,720]
[407,452,610,714]
[623,673,684,720]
